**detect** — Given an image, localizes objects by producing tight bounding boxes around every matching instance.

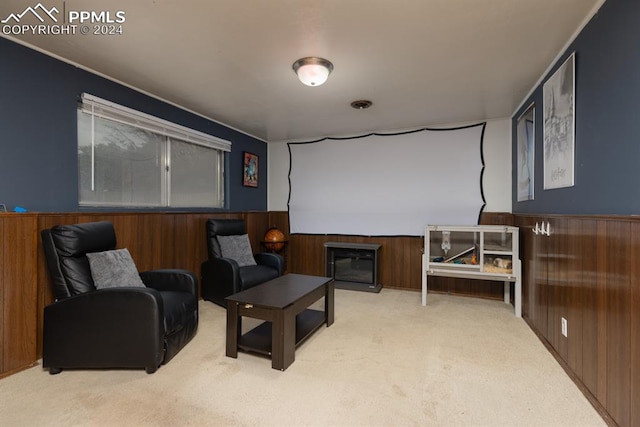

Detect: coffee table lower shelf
[238,309,325,356]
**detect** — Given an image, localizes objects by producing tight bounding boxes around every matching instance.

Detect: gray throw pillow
[217,234,257,267]
[86,248,146,289]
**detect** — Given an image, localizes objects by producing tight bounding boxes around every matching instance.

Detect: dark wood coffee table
[225,273,334,371]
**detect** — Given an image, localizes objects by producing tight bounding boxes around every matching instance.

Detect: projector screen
[288,123,486,236]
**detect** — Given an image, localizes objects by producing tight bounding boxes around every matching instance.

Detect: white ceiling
[1,0,603,142]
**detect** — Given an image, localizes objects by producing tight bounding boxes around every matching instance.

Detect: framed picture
[517,103,535,201]
[543,52,575,190]
[243,152,258,187]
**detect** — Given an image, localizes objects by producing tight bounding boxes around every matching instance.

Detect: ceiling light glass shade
[292,57,334,87]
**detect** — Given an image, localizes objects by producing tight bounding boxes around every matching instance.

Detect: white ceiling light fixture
[292,57,334,87]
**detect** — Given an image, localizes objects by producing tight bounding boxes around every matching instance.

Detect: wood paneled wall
[271,211,513,298]
[1,210,638,427]
[515,214,640,427]
[0,214,38,377]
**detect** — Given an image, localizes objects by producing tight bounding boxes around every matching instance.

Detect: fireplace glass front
[324,242,382,292]
[333,250,374,285]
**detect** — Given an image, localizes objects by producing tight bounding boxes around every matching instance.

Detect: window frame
[78,93,230,209]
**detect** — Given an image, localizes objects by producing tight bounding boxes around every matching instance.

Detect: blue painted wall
[512,0,640,214]
[0,37,267,212]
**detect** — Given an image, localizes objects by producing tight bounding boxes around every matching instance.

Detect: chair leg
[49,367,62,375]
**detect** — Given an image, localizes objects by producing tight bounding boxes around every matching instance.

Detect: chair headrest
[206,219,246,236]
[50,221,117,257]
[206,219,246,258]
[41,221,117,299]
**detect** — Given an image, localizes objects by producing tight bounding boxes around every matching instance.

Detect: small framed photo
[517,103,535,201]
[243,152,258,187]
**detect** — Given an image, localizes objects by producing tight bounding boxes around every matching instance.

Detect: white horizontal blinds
[79,93,231,152]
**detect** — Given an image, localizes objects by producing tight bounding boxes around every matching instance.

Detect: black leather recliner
[41,221,198,374]
[201,219,285,307]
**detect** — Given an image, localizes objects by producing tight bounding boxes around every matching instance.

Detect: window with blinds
[77,93,230,208]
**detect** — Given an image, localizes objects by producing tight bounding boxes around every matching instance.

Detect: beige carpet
[0,289,605,427]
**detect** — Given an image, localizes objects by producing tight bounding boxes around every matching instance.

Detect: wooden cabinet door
[516,215,549,335]
[516,216,534,321]
[546,217,568,357]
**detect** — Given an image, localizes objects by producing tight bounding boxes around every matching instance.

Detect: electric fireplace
[324,242,382,292]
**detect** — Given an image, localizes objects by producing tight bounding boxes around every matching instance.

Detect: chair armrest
[140,269,198,296]
[202,257,240,281]
[46,287,164,320]
[45,288,164,342]
[201,257,241,295]
[254,252,285,275]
